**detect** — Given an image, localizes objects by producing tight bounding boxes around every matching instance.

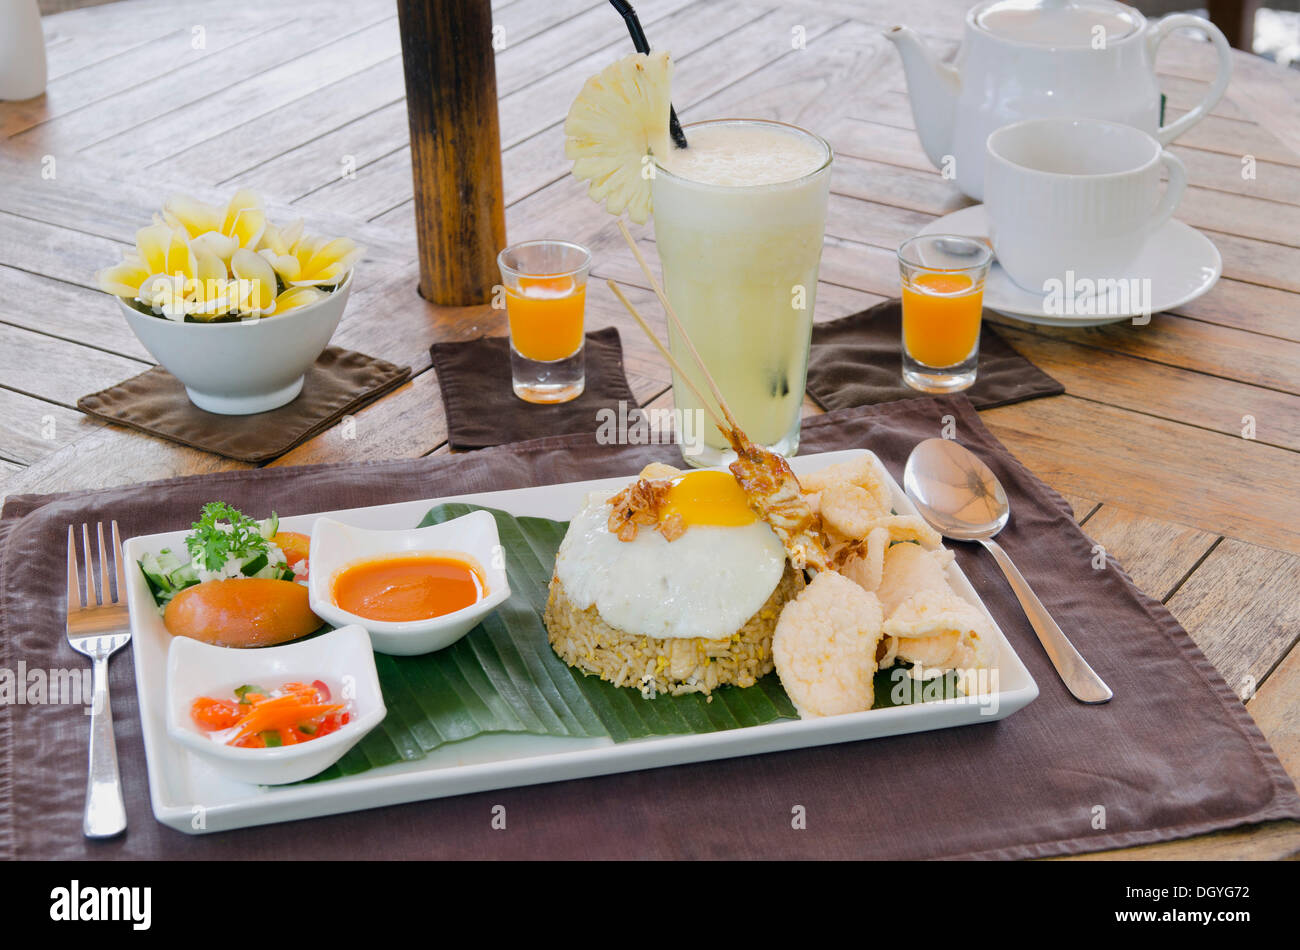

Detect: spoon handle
[978,538,1113,704]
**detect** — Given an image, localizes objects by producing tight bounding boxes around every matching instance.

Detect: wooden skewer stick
[604,278,726,432]
[615,220,739,430]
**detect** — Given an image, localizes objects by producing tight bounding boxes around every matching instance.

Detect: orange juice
[901,272,983,367]
[505,275,586,362]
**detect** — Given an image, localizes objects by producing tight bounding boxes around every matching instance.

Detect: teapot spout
[884,26,959,173]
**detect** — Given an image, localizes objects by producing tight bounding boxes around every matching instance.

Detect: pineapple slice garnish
[564,51,673,225]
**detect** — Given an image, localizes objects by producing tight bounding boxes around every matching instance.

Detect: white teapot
[885,0,1231,200]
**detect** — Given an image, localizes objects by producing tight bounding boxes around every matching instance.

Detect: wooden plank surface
[1075,504,1219,603]
[1,0,1298,861]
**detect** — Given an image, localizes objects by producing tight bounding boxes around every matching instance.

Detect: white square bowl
[306,509,511,655]
[165,625,386,786]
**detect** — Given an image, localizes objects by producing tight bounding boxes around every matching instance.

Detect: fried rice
[544,564,805,698]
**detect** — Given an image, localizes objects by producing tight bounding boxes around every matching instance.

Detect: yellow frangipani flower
[163,189,266,260]
[259,218,305,257]
[94,255,151,299]
[220,189,267,251]
[130,226,240,322]
[138,273,191,321]
[257,218,306,282]
[97,188,355,321]
[286,235,364,287]
[162,194,222,238]
[273,286,326,314]
[192,231,239,265]
[134,223,175,275]
[230,247,278,315]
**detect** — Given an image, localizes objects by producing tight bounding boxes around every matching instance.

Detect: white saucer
[917,206,1222,327]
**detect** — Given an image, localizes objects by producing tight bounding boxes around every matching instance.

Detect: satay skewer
[605,278,726,433]
[616,220,740,430]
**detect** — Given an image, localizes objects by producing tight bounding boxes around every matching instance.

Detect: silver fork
[66,522,130,839]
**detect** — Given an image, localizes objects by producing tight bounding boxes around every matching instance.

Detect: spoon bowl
[904,437,1009,540]
[904,438,1112,704]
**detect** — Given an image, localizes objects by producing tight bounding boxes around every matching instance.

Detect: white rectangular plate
[124,450,1038,834]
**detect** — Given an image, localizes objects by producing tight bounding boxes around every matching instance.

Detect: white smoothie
[652,119,831,460]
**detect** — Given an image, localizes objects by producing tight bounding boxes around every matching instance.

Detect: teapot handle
[1150,14,1233,147]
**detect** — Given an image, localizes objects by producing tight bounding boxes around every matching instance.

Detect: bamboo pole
[396,0,506,305]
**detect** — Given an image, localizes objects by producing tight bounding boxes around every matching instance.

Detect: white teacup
[984,117,1187,293]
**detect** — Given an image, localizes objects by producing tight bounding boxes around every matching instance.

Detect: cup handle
[1151,150,1187,232]
[1150,14,1233,147]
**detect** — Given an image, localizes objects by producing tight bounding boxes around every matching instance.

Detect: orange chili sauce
[331,553,485,623]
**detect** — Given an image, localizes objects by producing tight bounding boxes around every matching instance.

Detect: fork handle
[978,537,1113,704]
[84,654,126,838]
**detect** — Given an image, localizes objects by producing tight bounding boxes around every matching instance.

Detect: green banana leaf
[305,503,954,783]
[306,503,802,780]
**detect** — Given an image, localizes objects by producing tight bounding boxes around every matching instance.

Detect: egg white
[554,489,788,641]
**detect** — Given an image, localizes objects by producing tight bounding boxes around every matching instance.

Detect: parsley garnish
[185,502,271,572]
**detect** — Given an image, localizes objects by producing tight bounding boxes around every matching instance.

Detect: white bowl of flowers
[96,190,364,415]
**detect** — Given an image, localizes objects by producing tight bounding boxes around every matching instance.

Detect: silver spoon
[903,437,1113,704]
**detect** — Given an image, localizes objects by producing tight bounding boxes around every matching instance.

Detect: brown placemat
[431,327,638,449]
[806,299,1064,411]
[76,346,411,464]
[2,395,1297,859]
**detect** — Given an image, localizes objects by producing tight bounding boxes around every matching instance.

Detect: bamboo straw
[615,220,739,429]
[604,278,726,432]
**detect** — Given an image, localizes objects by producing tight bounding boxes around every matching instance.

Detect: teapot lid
[974,0,1140,47]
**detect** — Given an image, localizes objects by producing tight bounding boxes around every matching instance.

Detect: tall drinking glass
[652,119,832,467]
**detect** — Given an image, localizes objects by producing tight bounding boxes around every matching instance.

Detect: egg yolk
[661,470,757,527]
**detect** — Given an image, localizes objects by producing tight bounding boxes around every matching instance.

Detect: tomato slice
[272,532,312,578]
[191,697,243,731]
[197,680,350,747]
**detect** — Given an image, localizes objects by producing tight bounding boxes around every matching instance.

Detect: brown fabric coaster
[76,346,410,464]
[431,327,638,449]
[2,395,1297,859]
[806,299,1064,411]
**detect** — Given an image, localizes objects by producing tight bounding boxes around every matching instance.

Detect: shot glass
[897,234,993,393]
[497,240,591,404]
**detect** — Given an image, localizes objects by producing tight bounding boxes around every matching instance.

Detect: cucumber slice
[240,553,269,576]
[259,512,279,540]
[138,548,204,607]
[171,564,199,587]
[138,552,173,591]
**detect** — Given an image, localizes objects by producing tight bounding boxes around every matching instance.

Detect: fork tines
[66,521,127,610]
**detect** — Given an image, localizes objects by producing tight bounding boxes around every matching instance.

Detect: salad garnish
[139,501,301,609]
[187,501,273,572]
[191,680,349,748]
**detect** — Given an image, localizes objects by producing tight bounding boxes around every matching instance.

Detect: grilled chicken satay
[718,412,830,574]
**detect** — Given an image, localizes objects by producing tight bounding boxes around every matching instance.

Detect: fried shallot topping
[606,478,684,542]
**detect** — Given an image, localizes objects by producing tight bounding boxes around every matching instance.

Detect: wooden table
[1,0,1297,859]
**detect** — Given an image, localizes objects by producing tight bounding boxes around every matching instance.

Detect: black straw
[608,0,688,148]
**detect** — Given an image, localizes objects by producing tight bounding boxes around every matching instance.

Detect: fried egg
[554,470,787,640]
